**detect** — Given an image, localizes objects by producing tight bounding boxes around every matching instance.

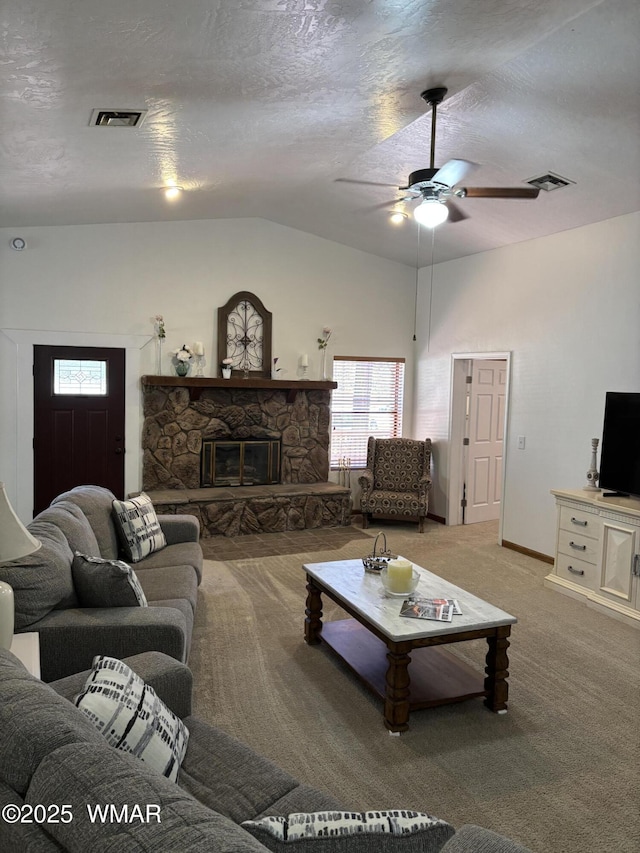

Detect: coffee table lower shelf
[321,618,486,710]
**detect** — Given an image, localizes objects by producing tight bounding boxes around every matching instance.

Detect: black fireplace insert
[201,439,281,487]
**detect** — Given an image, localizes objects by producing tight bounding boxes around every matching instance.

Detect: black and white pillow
[74,656,189,782]
[112,493,166,563]
[72,552,148,607]
[242,810,454,852]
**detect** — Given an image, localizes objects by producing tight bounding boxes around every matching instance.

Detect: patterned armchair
[358,437,432,533]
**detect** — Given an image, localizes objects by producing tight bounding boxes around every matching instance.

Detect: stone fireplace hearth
[140,376,351,536]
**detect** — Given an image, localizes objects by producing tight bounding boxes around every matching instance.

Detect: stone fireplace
[142,381,332,490]
[141,376,351,536]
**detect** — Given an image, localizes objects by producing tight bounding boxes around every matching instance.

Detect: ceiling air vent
[525,172,575,192]
[89,109,147,128]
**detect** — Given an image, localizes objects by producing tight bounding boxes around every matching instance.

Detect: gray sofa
[0,648,534,853]
[0,485,202,681]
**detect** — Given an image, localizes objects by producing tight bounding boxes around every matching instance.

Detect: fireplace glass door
[201,439,280,487]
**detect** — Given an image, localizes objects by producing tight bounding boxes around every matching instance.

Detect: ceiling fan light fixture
[413,199,449,227]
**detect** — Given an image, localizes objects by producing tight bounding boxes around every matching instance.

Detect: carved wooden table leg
[304,575,323,645]
[383,643,412,732]
[484,625,511,713]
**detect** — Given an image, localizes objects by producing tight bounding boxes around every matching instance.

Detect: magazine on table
[399,596,462,622]
[428,597,462,615]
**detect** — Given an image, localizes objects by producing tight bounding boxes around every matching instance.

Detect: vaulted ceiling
[2,0,639,266]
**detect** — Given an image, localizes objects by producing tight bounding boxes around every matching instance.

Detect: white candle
[193,342,204,356]
[300,353,309,367]
[385,558,413,593]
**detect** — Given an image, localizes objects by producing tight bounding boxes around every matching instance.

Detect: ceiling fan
[337,87,539,226]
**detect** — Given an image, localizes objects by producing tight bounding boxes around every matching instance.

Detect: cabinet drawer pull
[570,517,588,526]
[567,565,585,576]
[569,541,587,551]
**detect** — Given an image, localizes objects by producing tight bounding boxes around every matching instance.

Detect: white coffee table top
[303,558,517,642]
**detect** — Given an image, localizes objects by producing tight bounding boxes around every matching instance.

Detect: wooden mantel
[141,375,337,403]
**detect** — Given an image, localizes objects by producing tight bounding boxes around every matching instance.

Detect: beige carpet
[189,520,640,853]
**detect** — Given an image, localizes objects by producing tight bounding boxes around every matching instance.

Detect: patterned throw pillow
[112,493,166,563]
[242,811,455,852]
[74,656,189,782]
[72,552,148,607]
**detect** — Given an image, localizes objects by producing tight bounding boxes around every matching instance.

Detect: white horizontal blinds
[331,357,405,468]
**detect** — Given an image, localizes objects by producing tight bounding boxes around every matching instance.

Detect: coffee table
[303,558,517,733]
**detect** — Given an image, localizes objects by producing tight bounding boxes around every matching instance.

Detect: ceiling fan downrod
[420,87,447,170]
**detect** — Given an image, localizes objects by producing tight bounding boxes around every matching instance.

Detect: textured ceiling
[1,0,639,266]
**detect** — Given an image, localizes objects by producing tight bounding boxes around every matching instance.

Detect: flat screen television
[599,392,640,499]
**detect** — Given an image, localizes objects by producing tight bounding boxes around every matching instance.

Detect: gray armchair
[358,437,432,533]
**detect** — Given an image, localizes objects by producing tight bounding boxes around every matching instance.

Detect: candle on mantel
[385,558,413,593]
[193,342,204,356]
[300,353,309,368]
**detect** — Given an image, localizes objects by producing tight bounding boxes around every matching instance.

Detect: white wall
[0,218,416,521]
[4,212,637,555]
[414,211,640,557]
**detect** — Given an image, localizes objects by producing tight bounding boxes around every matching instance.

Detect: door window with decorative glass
[53,359,108,395]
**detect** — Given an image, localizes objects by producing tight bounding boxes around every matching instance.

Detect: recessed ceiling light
[389,211,408,225]
[164,186,183,200]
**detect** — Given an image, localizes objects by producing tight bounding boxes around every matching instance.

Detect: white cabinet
[546,490,640,626]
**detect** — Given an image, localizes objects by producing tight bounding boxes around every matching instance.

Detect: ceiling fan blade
[432,159,478,188]
[444,200,468,222]
[460,186,540,199]
[335,178,399,188]
[357,199,406,214]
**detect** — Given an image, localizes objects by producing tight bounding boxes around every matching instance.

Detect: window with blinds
[330,357,405,468]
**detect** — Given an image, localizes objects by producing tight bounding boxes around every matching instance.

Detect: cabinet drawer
[559,505,599,537]
[555,553,597,589]
[557,529,600,564]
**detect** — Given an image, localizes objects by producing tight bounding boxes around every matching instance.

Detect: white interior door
[464,359,506,524]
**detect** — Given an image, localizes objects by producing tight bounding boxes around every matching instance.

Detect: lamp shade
[413,199,449,227]
[0,482,41,563]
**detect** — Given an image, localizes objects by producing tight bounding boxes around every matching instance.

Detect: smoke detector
[525,172,575,192]
[89,109,147,128]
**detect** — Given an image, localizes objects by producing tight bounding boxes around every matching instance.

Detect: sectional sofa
[0,485,202,681]
[0,648,534,853]
[0,485,534,851]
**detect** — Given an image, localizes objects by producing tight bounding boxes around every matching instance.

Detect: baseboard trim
[501,539,554,564]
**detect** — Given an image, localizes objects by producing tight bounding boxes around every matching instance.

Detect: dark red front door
[33,345,125,515]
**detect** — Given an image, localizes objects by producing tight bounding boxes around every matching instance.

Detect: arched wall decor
[216,291,272,378]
